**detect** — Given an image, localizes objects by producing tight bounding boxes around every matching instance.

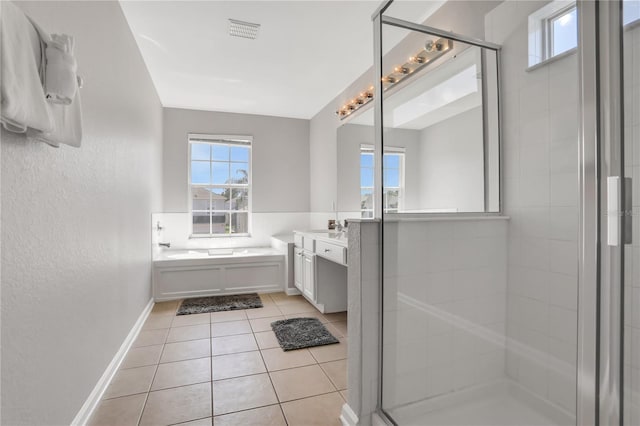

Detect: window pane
[383,154,400,168]
[211,212,228,234]
[384,189,399,211]
[192,212,210,234]
[230,163,249,183]
[361,189,374,210]
[361,167,374,188]
[210,188,228,211]
[191,161,210,184]
[361,153,374,167]
[624,0,640,25]
[212,162,230,184]
[191,187,211,211]
[552,8,577,55]
[212,145,229,161]
[361,210,374,219]
[231,188,249,211]
[191,143,210,161]
[384,168,400,187]
[230,212,249,234]
[231,146,249,162]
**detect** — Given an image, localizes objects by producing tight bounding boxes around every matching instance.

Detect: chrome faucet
[335,221,343,232]
[159,242,170,248]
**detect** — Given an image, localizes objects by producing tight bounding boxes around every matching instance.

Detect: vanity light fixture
[336,37,453,120]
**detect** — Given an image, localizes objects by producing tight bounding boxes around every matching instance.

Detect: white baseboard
[340,403,359,426]
[285,287,301,296]
[71,299,154,426]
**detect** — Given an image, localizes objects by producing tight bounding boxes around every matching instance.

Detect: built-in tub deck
[152,247,285,301]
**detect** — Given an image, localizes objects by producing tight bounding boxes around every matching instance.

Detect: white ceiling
[119,1,443,120]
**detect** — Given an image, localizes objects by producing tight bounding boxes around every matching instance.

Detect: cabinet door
[303,253,315,300]
[294,249,304,292]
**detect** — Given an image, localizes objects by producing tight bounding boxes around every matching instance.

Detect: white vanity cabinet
[293,231,347,313]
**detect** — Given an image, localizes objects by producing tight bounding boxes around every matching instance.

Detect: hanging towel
[0,1,54,134]
[44,34,78,105]
[32,90,83,148]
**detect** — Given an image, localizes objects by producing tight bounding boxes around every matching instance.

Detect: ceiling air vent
[228,19,260,40]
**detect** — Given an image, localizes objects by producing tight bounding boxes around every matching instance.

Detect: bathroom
[1,0,639,425]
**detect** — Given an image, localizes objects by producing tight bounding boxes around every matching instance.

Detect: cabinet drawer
[294,234,303,248]
[315,240,346,265]
[303,237,315,252]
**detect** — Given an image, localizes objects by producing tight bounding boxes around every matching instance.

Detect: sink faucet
[159,242,170,248]
[335,221,343,232]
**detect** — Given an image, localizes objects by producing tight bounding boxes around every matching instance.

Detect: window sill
[526,47,577,72]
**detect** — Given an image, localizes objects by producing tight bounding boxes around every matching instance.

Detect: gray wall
[1,2,163,424]
[418,106,485,212]
[163,107,310,213]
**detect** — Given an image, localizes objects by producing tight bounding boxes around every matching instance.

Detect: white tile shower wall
[152,212,310,250]
[623,21,640,426]
[486,0,579,415]
[381,218,508,409]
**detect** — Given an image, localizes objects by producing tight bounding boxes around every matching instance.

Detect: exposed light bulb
[394,66,409,74]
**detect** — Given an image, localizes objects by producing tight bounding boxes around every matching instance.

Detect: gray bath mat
[271,317,339,351]
[177,293,263,315]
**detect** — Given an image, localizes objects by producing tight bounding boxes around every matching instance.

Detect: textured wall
[1,2,163,424]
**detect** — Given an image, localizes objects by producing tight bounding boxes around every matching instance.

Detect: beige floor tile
[167,324,210,343]
[213,404,286,426]
[143,315,174,330]
[151,301,179,316]
[308,339,347,363]
[269,364,335,402]
[271,294,304,305]
[212,351,266,380]
[330,321,348,337]
[258,294,277,307]
[277,302,317,315]
[211,320,252,337]
[245,306,283,319]
[323,322,345,338]
[260,348,316,371]
[212,373,278,416]
[249,316,285,333]
[151,357,211,391]
[281,392,344,426]
[172,313,210,327]
[133,329,168,348]
[179,418,212,426]
[285,311,328,323]
[340,390,348,401]
[88,393,146,426]
[323,312,347,323]
[254,331,280,350]
[267,292,288,301]
[320,359,347,390]
[210,310,247,323]
[140,382,212,426]
[104,365,156,399]
[121,344,163,369]
[161,339,211,363]
[211,333,258,356]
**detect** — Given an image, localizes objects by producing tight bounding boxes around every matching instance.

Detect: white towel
[45,34,78,105]
[32,90,83,148]
[0,1,54,134]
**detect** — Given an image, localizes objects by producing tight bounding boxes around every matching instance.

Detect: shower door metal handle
[607,176,632,246]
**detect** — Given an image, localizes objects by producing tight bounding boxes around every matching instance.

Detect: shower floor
[386,380,574,426]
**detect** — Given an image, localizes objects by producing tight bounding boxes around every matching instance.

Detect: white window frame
[188,134,252,238]
[528,0,577,70]
[360,144,405,217]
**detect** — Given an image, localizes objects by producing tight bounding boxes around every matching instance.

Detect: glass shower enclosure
[370,0,638,425]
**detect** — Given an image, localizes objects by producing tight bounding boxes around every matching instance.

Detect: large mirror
[337,35,500,216]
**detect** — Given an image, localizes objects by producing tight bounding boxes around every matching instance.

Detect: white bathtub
[152,247,285,301]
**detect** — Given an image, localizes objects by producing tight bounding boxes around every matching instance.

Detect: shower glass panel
[378,2,581,425]
[623,1,640,424]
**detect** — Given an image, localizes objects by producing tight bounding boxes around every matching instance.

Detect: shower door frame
[372,1,604,425]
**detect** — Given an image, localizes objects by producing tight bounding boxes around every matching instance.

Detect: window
[528,1,577,68]
[360,147,404,218]
[189,135,251,236]
[624,0,640,26]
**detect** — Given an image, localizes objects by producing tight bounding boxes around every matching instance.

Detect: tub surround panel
[1,2,163,424]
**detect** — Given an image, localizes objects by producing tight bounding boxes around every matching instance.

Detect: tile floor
[88,293,348,426]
